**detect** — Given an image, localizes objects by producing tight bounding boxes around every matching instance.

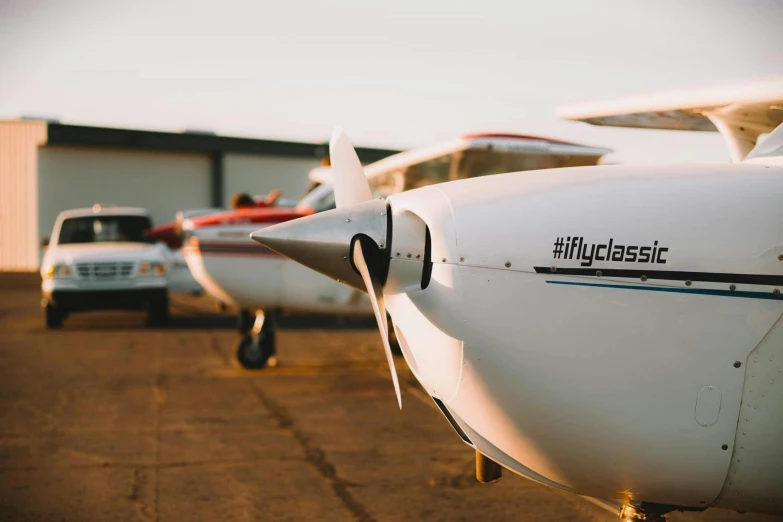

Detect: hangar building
[0,120,397,271]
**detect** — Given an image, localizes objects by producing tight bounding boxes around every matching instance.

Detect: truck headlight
[45,264,72,278]
[138,262,166,276]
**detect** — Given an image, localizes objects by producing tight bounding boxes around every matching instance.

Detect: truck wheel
[45,302,64,329]
[147,294,170,327]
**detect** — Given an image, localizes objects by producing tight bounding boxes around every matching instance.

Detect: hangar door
[223,153,319,207]
[37,146,212,241]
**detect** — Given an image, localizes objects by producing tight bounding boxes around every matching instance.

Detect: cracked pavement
[0,275,779,522]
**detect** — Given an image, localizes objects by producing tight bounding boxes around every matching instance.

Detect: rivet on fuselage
[505,262,511,268]
[685,280,692,286]
[641,275,647,282]
[778,254,783,261]
[730,284,737,291]
[442,258,446,262]
[343,256,347,260]
[595,270,602,277]
[380,211,385,216]
[460,257,465,262]
[345,218,351,223]
[407,253,412,258]
[396,253,401,257]
[550,266,557,273]
[774,289,780,296]
[734,361,742,368]
[416,254,421,259]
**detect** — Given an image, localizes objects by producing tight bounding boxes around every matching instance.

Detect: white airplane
[161,134,610,368]
[250,80,783,521]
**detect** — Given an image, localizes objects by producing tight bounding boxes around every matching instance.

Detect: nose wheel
[236,310,278,369]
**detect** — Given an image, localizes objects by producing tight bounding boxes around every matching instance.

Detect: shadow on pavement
[164,313,377,331]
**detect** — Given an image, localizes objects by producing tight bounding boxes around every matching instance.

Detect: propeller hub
[250,198,389,291]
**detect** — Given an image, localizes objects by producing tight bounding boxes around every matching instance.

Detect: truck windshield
[58,216,154,245]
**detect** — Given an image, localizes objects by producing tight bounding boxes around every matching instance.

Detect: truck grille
[75,262,135,280]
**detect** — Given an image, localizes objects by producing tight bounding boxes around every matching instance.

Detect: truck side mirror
[40,237,49,247]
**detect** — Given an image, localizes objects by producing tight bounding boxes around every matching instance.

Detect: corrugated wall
[37,146,211,240]
[223,154,318,207]
[0,122,47,271]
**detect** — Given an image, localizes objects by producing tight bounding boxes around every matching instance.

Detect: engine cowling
[252,128,783,517]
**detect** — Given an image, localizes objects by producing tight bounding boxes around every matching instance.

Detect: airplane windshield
[296,177,400,213]
[458,149,599,178]
[296,146,603,213]
[296,183,337,213]
[746,124,783,160]
[58,216,154,245]
[397,149,601,189]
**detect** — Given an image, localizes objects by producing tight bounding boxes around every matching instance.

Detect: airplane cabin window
[459,149,589,178]
[369,170,402,198]
[403,155,452,190]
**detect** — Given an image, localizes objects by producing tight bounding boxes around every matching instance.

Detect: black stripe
[534,266,783,286]
[431,397,472,445]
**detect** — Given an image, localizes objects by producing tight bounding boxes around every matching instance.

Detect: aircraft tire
[44,302,64,329]
[236,332,275,369]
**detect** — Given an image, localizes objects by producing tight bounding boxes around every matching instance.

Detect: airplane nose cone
[250,198,389,291]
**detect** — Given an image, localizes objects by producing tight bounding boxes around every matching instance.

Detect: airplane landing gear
[475,451,502,483]
[620,502,697,521]
[236,310,278,369]
[237,308,253,336]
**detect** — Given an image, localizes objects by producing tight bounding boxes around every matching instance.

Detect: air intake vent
[421,226,433,289]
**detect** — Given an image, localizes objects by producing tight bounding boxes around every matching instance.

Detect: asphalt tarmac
[0,274,779,522]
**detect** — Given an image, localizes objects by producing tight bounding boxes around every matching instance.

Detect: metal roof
[38,122,400,163]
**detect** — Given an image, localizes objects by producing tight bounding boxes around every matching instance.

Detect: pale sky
[1,0,781,163]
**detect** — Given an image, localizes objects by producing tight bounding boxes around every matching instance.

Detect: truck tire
[44,302,64,329]
[147,293,170,327]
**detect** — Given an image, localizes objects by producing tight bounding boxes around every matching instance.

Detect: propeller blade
[330,127,372,208]
[353,238,402,409]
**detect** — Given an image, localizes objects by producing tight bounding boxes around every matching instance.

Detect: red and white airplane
[150,134,610,368]
[250,78,783,521]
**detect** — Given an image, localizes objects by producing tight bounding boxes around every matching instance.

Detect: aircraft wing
[557,77,783,162]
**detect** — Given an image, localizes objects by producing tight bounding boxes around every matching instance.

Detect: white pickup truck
[40,206,171,328]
